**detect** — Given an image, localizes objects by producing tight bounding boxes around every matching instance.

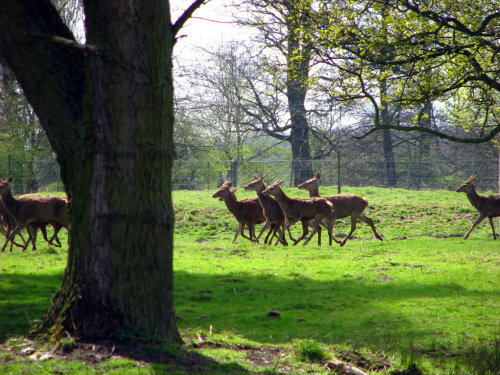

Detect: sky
[170,0,246,63]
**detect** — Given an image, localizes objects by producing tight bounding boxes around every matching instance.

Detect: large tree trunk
[287,0,313,186]
[0,0,181,343]
[380,76,397,187]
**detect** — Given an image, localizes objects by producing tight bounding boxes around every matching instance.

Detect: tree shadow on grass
[0,272,253,374]
[174,267,500,347]
[0,272,62,342]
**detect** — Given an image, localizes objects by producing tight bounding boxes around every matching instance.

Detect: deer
[212,180,265,243]
[297,171,383,246]
[262,179,334,246]
[456,175,500,240]
[0,201,27,251]
[243,173,294,245]
[0,177,69,252]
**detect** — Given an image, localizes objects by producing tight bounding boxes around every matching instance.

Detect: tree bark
[380,76,397,187]
[0,0,181,343]
[287,0,313,186]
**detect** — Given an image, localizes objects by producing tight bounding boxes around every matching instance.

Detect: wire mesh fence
[1,155,498,194]
[173,157,500,192]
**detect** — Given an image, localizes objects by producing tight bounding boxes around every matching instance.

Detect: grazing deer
[244,173,293,245]
[297,172,383,246]
[456,175,500,239]
[262,179,334,246]
[212,180,265,243]
[0,177,69,251]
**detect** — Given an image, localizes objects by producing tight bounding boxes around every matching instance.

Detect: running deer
[0,201,27,251]
[456,175,500,239]
[212,180,265,243]
[262,179,334,246]
[0,177,69,252]
[297,172,383,246]
[244,173,293,245]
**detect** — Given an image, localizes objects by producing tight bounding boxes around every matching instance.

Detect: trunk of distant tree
[380,76,397,187]
[0,0,181,343]
[287,4,313,187]
[289,93,313,186]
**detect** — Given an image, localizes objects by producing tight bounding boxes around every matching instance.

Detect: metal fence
[1,156,498,194]
[173,157,500,192]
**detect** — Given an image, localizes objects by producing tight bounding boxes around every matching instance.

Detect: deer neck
[466,186,483,210]
[0,188,20,218]
[271,187,292,209]
[307,184,320,197]
[223,193,240,215]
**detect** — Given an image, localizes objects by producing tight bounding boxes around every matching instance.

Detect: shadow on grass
[174,268,500,347]
[0,272,62,342]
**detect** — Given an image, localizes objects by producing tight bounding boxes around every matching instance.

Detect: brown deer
[262,179,334,246]
[297,172,383,246]
[244,173,293,245]
[212,180,265,243]
[456,175,500,239]
[0,201,27,250]
[0,177,69,252]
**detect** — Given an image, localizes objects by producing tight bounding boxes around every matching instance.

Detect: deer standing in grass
[297,172,383,246]
[244,173,293,245]
[0,177,68,252]
[456,175,500,239]
[212,180,265,243]
[262,179,334,246]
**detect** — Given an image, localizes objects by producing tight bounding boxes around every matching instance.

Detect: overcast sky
[170,0,244,63]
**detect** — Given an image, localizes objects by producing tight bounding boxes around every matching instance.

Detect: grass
[1,185,500,373]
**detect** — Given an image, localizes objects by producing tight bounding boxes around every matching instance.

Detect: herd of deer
[0,177,68,252]
[213,173,500,246]
[0,173,496,253]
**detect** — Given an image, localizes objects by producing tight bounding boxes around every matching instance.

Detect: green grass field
[1,186,499,374]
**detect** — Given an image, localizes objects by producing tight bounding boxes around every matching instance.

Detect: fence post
[231,160,238,187]
[207,161,210,190]
[337,151,341,194]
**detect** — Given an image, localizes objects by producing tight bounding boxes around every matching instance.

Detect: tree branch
[172,0,208,38]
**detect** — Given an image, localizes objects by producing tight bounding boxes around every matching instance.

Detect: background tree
[0,0,205,344]
[312,0,500,143]
[234,0,318,185]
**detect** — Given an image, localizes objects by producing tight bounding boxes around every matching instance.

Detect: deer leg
[488,217,497,239]
[48,223,63,247]
[293,221,310,245]
[325,214,342,245]
[340,215,360,247]
[257,222,270,242]
[275,218,294,245]
[249,224,258,243]
[359,213,383,241]
[264,222,275,244]
[1,224,24,250]
[303,217,323,246]
[23,225,37,251]
[238,224,254,243]
[464,214,486,239]
[232,223,243,243]
[276,225,288,245]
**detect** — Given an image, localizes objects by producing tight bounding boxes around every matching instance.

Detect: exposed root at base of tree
[1,337,401,374]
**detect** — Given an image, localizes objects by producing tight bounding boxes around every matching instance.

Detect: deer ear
[262,172,269,179]
[253,174,258,179]
[314,172,321,179]
[7,176,12,183]
[277,179,284,186]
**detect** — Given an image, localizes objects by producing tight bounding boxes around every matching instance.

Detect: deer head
[456,175,476,193]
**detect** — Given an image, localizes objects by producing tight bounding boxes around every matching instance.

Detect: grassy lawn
[1,186,499,374]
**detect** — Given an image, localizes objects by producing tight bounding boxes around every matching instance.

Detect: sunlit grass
[1,186,500,373]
